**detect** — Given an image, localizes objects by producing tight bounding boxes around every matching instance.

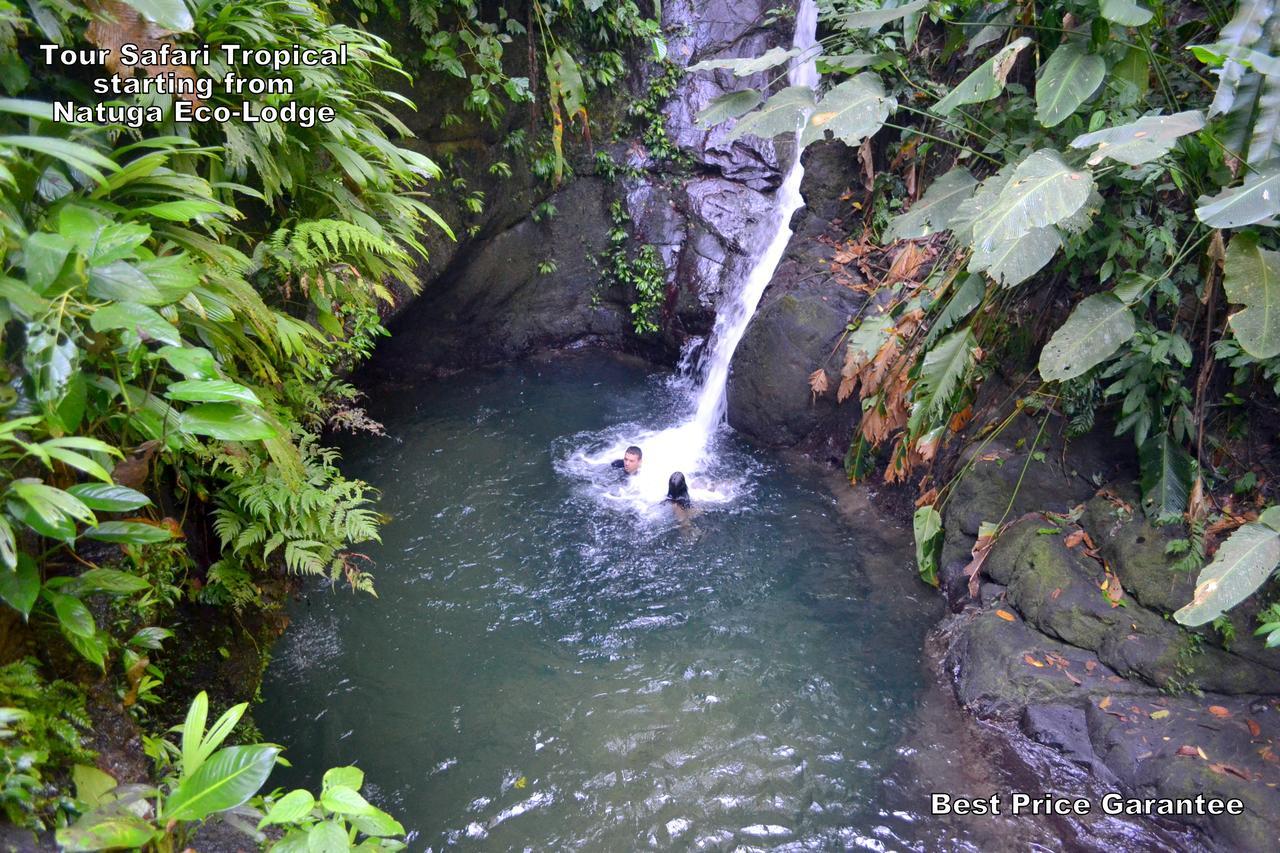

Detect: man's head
[623,446,642,475]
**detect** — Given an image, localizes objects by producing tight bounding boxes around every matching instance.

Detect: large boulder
[726,284,862,448]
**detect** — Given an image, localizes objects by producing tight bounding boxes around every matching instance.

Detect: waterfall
[565,0,820,511]
[684,0,819,443]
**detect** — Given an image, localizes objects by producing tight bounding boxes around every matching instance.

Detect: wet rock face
[936,423,1280,850]
[374,177,628,373]
[724,141,867,451]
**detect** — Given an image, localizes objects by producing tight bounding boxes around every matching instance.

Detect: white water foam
[561,1,820,515]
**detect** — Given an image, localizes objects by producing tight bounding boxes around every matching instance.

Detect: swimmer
[665,471,693,522]
[611,445,642,475]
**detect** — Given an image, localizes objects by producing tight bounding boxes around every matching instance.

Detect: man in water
[611,445,642,475]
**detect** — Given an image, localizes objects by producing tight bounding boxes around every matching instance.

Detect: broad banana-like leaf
[949,164,1014,244]
[1036,42,1106,128]
[1139,432,1193,518]
[1223,231,1280,359]
[846,0,928,29]
[800,74,895,148]
[119,0,193,31]
[968,225,1062,288]
[1070,110,1206,166]
[727,85,815,141]
[1199,0,1274,118]
[1249,70,1280,166]
[970,149,1093,252]
[1175,521,1280,626]
[1099,0,1153,26]
[696,89,763,128]
[885,167,977,240]
[1196,162,1280,227]
[932,36,1032,116]
[1039,292,1135,382]
[689,46,800,77]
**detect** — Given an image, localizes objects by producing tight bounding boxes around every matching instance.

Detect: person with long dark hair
[665,471,692,522]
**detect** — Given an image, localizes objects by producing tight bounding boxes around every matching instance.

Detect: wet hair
[625,445,642,458]
[666,471,691,507]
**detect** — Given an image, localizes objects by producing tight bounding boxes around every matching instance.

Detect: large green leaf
[56,811,158,852]
[1035,42,1106,128]
[179,403,278,442]
[949,164,1014,243]
[885,167,977,240]
[155,345,218,380]
[968,225,1062,287]
[689,46,799,76]
[1175,522,1280,626]
[800,73,895,148]
[932,36,1032,116]
[83,521,173,545]
[1099,0,1153,26]
[727,86,815,141]
[165,379,260,406]
[322,766,364,792]
[913,505,943,586]
[44,589,96,638]
[306,821,350,853]
[89,302,181,347]
[1223,232,1280,359]
[1039,293,1136,382]
[320,784,375,816]
[1070,110,1206,166]
[1195,163,1280,227]
[846,0,928,29]
[970,150,1094,252]
[1199,0,1273,118]
[66,483,151,512]
[24,323,78,408]
[348,808,405,838]
[7,479,95,541]
[259,789,316,828]
[1139,432,1193,518]
[696,89,763,128]
[163,745,280,821]
[0,554,40,618]
[67,568,151,595]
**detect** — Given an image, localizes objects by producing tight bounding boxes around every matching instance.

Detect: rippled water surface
[257,354,941,850]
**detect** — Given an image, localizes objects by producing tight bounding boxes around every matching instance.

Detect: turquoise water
[257,354,941,849]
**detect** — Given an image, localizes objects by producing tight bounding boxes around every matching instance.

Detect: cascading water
[563,0,819,512]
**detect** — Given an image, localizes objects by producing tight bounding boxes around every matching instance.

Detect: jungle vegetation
[0,0,657,845]
[690,0,1280,645]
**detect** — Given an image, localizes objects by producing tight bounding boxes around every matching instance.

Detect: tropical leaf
[846,0,928,29]
[1036,42,1106,128]
[800,73,896,148]
[1175,521,1280,626]
[1099,0,1153,27]
[968,225,1062,287]
[179,403,277,441]
[696,89,763,128]
[913,504,943,586]
[925,274,985,346]
[1039,293,1136,382]
[0,554,40,618]
[885,167,977,240]
[83,521,173,545]
[118,0,193,31]
[727,86,815,141]
[931,36,1032,116]
[258,789,315,828]
[914,329,977,417]
[1196,163,1280,227]
[1197,0,1273,118]
[1223,231,1280,359]
[163,745,279,821]
[1070,110,1206,166]
[1139,432,1193,518]
[688,46,799,76]
[970,149,1094,252]
[165,379,260,406]
[89,302,182,346]
[67,483,151,512]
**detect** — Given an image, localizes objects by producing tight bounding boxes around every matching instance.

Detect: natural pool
[257,353,945,849]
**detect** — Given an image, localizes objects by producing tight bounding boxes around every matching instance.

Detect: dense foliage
[692,1,1280,636]
[0,0,453,837]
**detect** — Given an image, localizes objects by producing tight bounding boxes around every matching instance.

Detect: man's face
[623,452,641,474]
